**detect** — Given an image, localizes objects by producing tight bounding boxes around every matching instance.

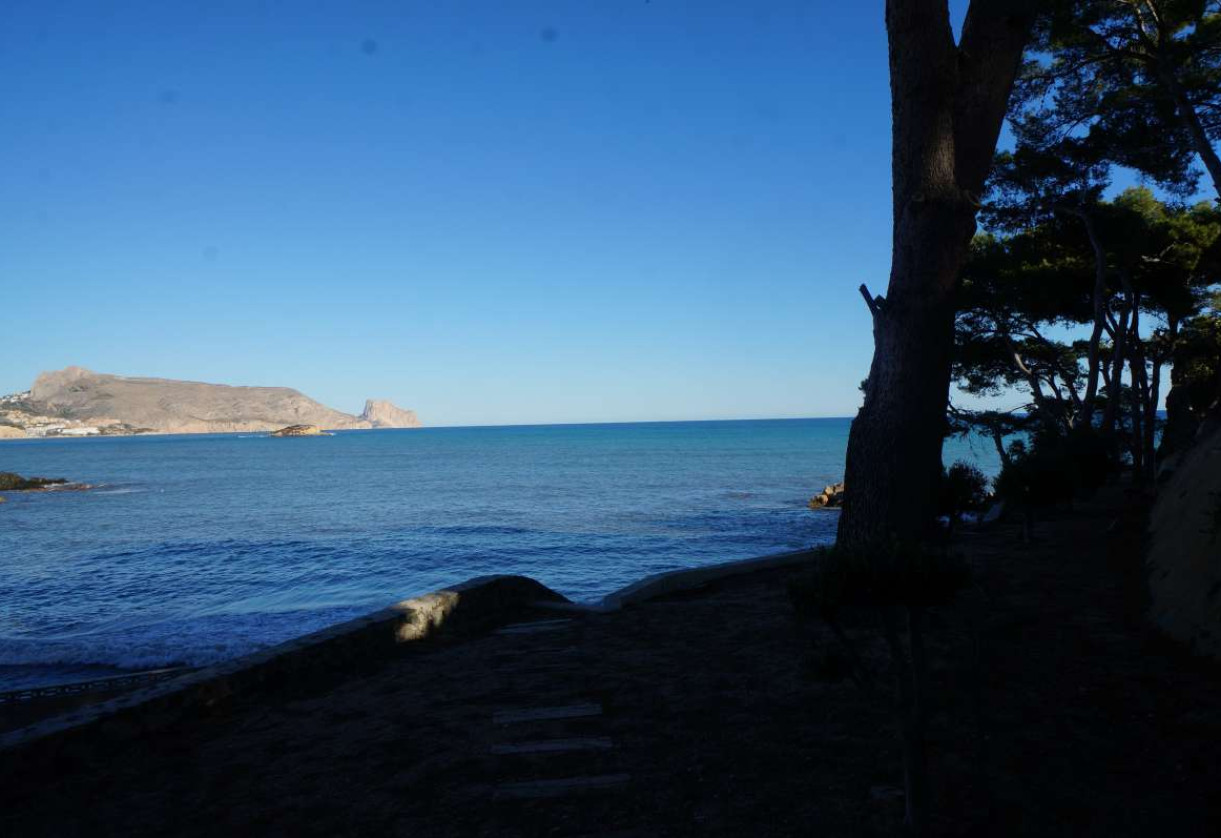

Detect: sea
[0,418,1000,690]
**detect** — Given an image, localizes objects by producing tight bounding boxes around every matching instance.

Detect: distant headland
[0,367,422,438]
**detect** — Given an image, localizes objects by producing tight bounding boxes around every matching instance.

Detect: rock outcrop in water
[270,424,326,437]
[0,472,68,491]
[0,367,423,437]
[809,482,846,509]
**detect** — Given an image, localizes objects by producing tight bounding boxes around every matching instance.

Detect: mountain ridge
[1,367,422,437]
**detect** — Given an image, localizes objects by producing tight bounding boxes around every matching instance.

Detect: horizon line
[392,415,858,430]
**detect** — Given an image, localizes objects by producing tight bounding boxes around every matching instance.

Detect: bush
[993,426,1116,509]
[939,461,990,521]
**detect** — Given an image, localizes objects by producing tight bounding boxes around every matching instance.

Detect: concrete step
[491,737,614,756]
[492,646,581,664]
[493,703,602,725]
[495,622,575,637]
[494,773,631,800]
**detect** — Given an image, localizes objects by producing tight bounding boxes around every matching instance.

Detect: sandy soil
[3,488,1220,836]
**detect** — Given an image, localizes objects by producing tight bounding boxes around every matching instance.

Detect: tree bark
[1074,209,1110,428]
[838,7,1038,834]
[991,426,1010,468]
[1146,319,1173,471]
[1101,286,1132,437]
[838,1,1037,550]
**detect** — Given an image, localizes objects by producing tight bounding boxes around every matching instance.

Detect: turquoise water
[0,419,999,688]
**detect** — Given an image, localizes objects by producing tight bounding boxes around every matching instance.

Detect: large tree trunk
[1077,210,1111,428]
[1101,286,1132,437]
[837,5,1037,834]
[838,1,1036,550]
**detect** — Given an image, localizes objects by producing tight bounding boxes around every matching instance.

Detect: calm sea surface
[0,419,999,688]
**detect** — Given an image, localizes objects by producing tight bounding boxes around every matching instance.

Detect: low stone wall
[600,548,816,610]
[0,575,566,763]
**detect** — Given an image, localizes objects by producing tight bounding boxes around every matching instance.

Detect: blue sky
[1,1,974,426]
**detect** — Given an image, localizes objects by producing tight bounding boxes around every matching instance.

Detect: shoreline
[6,488,1221,835]
[0,415,870,442]
[0,547,817,721]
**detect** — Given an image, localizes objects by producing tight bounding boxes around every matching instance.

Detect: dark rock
[270,424,326,437]
[0,473,68,491]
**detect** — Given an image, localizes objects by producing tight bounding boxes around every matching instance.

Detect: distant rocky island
[270,424,330,437]
[0,367,422,438]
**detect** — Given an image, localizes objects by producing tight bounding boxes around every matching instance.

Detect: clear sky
[1,1,974,426]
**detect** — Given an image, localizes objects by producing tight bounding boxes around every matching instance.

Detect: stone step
[493,703,602,725]
[495,619,575,636]
[491,737,614,756]
[493,658,576,673]
[492,646,581,663]
[493,773,631,800]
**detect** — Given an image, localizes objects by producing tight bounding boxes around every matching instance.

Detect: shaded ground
[4,487,1221,836]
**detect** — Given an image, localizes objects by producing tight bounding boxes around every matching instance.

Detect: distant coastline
[0,367,421,439]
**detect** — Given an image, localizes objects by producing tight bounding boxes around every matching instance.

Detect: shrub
[939,461,990,521]
[993,426,1116,509]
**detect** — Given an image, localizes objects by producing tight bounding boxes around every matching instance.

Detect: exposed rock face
[359,399,422,429]
[270,424,325,437]
[1147,422,1221,659]
[0,426,26,439]
[6,367,423,436]
[809,482,846,510]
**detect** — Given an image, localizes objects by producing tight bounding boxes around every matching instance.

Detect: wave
[413,524,538,537]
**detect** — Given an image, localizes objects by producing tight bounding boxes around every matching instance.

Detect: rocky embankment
[1147,417,1221,658]
[0,367,423,438]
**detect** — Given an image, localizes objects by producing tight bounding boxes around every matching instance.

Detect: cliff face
[14,367,422,436]
[359,399,422,429]
[1147,420,1221,659]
